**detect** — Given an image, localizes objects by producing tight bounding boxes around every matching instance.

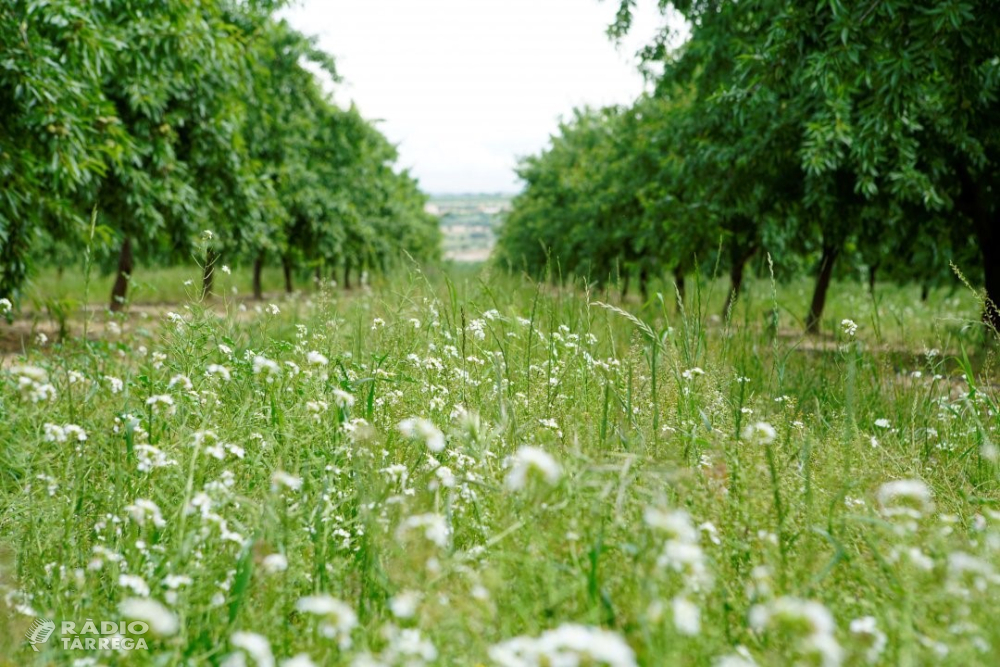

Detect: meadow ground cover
[1,266,998,666]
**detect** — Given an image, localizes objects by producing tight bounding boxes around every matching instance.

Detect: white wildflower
[397,513,450,548]
[119,598,179,636]
[262,553,288,574]
[125,499,167,528]
[876,479,933,520]
[63,424,87,442]
[433,466,455,489]
[207,364,232,381]
[118,574,151,597]
[295,596,357,650]
[306,400,328,415]
[271,471,302,492]
[10,365,56,402]
[230,632,274,667]
[30,382,58,402]
[389,591,421,619]
[504,446,562,491]
[749,597,842,667]
[253,356,281,381]
[645,507,712,590]
[673,596,701,636]
[741,421,777,445]
[644,508,698,543]
[10,366,49,384]
[168,374,193,391]
[145,394,176,415]
[43,423,67,443]
[307,351,329,366]
[163,575,192,590]
[398,417,446,452]
[488,624,636,667]
[849,616,886,664]
[332,389,355,409]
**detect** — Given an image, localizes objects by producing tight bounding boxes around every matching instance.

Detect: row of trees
[497,0,998,333]
[1,0,439,309]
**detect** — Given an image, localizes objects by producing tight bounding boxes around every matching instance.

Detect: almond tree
[614,0,1000,331]
[0,0,271,308]
[0,1,126,300]
[2,4,441,307]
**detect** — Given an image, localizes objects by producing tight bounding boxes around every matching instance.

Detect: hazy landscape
[432,194,511,263]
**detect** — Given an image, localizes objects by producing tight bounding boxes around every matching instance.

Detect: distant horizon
[428,191,518,198]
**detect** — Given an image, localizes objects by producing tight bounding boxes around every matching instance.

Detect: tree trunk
[110,236,133,311]
[722,246,757,319]
[639,265,650,303]
[315,264,322,285]
[723,263,744,319]
[979,224,1000,333]
[282,256,293,294]
[621,270,630,299]
[956,160,999,333]
[806,245,840,334]
[201,248,216,299]
[921,283,930,302]
[343,259,352,290]
[868,261,879,296]
[253,253,264,300]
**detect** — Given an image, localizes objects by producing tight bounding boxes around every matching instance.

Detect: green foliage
[500,0,999,332]
[0,2,439,304]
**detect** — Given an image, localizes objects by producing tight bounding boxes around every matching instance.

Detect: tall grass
[0,266,997,665]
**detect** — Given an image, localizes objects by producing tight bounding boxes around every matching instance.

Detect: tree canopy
[0,0,439,308]
[498,0,998,333]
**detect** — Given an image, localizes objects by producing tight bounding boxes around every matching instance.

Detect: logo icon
[25,617,56,652]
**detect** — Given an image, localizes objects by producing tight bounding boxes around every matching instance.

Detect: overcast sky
[279,0,681,194]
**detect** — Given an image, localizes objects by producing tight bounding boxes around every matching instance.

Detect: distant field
[430,193,511,262]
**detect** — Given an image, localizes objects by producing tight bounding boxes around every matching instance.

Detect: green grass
[19,261,985,345]
[24,265,296,306]
[1,266,998,665]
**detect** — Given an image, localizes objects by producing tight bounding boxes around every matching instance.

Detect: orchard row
[0,1,440,309]
[497,0,999,333]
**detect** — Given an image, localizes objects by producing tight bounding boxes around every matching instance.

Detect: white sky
[279,0,680,194]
